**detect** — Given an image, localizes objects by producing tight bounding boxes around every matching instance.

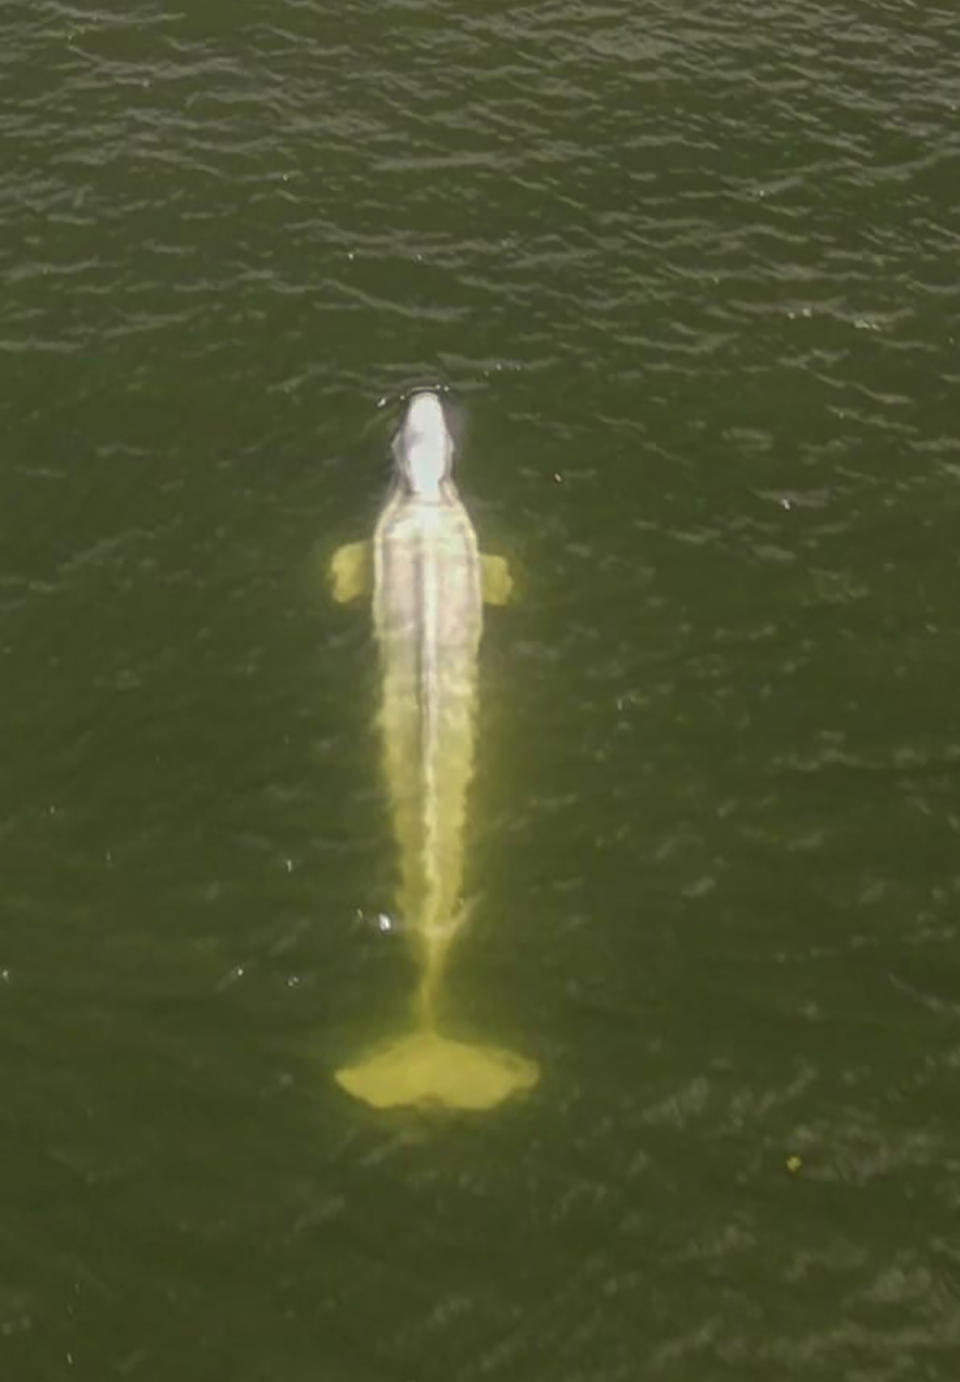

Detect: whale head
[393,391,453,500]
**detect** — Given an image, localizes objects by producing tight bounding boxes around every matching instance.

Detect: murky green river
[3,1,959,1377]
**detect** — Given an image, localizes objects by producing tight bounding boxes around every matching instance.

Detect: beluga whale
[329,390,539,1110]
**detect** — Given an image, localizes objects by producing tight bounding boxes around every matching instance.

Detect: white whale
[329,391,538,1109]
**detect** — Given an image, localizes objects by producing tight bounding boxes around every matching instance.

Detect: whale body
[329,391,538,1109]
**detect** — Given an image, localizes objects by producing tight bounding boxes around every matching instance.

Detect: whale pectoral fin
[330,541,372,603]
[481,553,514,606]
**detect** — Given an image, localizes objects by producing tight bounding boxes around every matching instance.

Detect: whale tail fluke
[335,1029,539,1111]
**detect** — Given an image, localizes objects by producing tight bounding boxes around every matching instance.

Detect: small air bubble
[216,965,246,992]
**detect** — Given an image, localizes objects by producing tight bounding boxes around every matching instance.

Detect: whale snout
[404,390,447,437]
[394,390,453,499]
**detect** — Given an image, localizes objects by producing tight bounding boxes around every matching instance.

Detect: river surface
[3,1,960,1378]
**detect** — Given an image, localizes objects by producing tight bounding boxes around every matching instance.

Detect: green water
[3,1,959,1377]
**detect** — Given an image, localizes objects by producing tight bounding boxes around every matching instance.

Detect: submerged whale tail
[335,1029,539,1110]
